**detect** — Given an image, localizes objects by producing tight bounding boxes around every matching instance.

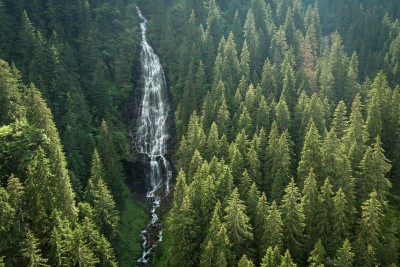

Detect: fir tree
[263,201,284,252]
[169,195,199,266]
[280,250,297,267]
[22,230,49,267]
[358,136,391,203]
[308,239,326,267]
[316,178,334,253]
[281,179,305,262]
[298,121,322,186]
[238,254,255,267]
[224,188,254,262]
[332,188,350,251]
[334,239,354,267]
[261,246,281,267]
[301,169,319,253]
[85,150,119,239]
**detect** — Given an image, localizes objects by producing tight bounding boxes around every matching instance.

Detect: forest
[1,0,400,266]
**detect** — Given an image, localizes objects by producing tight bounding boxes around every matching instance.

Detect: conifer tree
[332,188,350,251]
[85,150,119,239]
[332,101,348,140]
[206,122,219,160]
[49,209,74,266]
[281,179,305,262]
[247,146,261,185]
[246,183,261,228]
[188,149,204,181]
[238,254,255,267]
[255,192,269,261]
[343,93,368,176]
[169,195,199,266]
[0,187,14,234]
[224,188,254,262]
[316,178,334,253]
[298,121,322,186]
[308,239,326,267]
[243,9,260,75]
[275,98,291,133]
[263,201,284,252]
[334,239,354,267]
[173,169,187,210]
[261,246,281,267]
[98,120,127,209]
[365,89,382,144]
[266,124,292,199]
[260,59,277,101]
[22,230,49,267]
[301,169,318,252]
[25,84,77,220]
[280,250,297,267]
[358,136,391,203]
[355,191,384,267]
[240,41,251,80]
[6,175,24,214]
[216,95,231,137]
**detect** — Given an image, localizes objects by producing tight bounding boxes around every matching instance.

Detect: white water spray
[135,6,172,265]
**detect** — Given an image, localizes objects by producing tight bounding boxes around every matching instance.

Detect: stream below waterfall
[135,6,172,266]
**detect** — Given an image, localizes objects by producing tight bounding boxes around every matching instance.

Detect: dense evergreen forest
[1,0,400,266]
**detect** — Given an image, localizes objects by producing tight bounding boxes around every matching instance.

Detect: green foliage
[281,179,305,263]
[224,188,253,263]
[334,239,354,267]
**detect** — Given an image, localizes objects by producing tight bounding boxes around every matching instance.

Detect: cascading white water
[136,6,172,265]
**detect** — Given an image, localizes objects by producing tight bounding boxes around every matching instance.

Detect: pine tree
[206,122,219,160]
[308,239,326,267]
[263,201,284,252]
[332,188,350,251]
[238,254,255,267]
[332,101,348,140]
[49,209,74,266]
[98,120,127,209]
[25,84,77,220]
[275,98,291,133]
[247,145,261,186]
[22,230,49,267]
[255,192,269,261]
[281,179,305,262]
[261,246,281,267]
[85,150,119,239]
[260,58,277,101]
[343,93,367,176]
[240,41,251,80]
[0,187,14,233]
[216,95,231,137]
[79,203,117,267]
[334,239,354,267]
[266,126,292,199]
[316,178,334,253]
[358,136,391,203]
[224,188,254,262]
[298,121,322,186]
[355,191,384,267]
[188,149,204,181]
[301,169,318,253]
[243,9,260,75]
[365,88,382,144]
[169,195,199,266]
[280,250,297,267]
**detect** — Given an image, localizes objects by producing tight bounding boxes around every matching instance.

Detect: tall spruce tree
[281,179,305,263]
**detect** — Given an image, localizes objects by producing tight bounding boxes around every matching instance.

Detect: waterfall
[135,6,172,265]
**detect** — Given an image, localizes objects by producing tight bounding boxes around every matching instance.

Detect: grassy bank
[114,196,149,266]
